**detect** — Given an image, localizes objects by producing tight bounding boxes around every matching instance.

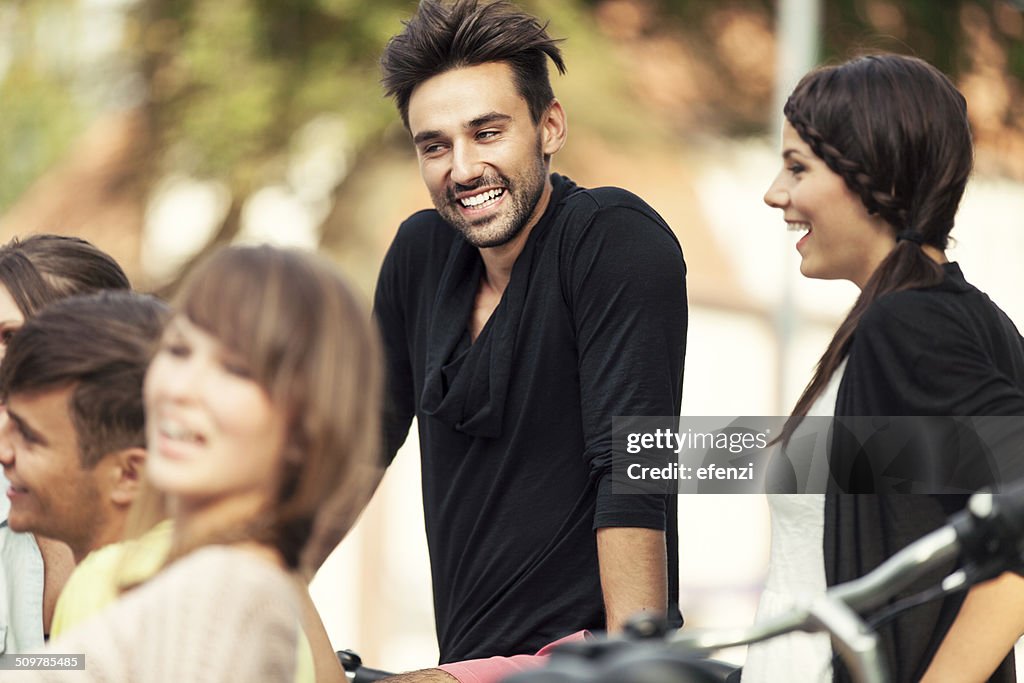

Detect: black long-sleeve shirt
[373,174,687,662]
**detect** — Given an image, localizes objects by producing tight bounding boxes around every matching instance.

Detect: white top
[742,360,846,683]
[0,471,45,655]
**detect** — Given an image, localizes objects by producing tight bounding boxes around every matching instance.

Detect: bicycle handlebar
[337,649,395,682]
[667,523,959,656]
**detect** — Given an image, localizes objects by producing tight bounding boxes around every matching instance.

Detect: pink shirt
[438,630,590,683]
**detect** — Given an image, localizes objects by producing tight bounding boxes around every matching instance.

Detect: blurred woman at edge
[0,234,130,651]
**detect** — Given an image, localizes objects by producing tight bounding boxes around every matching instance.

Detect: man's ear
[108,447,147,507]
[540,99,567,158]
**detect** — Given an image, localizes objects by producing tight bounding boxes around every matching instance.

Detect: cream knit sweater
[9,546,300,682]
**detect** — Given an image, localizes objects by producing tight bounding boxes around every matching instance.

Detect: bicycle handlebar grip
[336,650,395,682]
[953,481,1024,576]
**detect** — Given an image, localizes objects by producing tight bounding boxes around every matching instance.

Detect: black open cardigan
[828,263,1024,683]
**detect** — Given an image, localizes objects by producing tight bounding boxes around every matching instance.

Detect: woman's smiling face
[144,315,288,516]
[764,121,897,289]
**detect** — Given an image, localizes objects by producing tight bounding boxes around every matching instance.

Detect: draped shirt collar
[420,174,573,438]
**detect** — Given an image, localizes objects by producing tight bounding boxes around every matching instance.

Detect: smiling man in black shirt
[372,1,687,679]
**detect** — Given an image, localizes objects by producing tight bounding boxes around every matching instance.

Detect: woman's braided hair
[784,114,911,235]
[781,54,974,443]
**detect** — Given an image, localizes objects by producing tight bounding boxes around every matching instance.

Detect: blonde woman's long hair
[123,245,382,582]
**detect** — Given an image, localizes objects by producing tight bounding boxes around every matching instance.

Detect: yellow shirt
[51,520,173,636]
[51,521,314,683]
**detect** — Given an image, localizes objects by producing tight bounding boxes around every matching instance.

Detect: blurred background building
[3,0,1024,671]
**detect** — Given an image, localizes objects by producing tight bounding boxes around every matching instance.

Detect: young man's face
[0,386,108,549]
[407,61,565,248]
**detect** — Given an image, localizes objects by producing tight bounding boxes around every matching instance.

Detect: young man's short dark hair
[380,0,566,127]
[0,291,169,467]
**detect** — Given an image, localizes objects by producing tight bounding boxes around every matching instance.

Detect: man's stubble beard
[433,144,548,249]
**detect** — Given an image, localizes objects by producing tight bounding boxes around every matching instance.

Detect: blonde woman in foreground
[15,245,381,682]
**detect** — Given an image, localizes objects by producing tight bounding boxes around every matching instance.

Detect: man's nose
[451,143,484,186]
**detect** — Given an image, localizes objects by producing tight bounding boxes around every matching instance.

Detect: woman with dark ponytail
[749,54,1024,683]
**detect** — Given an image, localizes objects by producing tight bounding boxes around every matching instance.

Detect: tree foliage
[2,0,1023,285]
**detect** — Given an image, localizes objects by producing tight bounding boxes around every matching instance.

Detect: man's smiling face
[408,61,555,248]
[1,386,107,549]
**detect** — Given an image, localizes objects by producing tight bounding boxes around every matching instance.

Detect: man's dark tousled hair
[381,0,566,128]
[0,291,170,468]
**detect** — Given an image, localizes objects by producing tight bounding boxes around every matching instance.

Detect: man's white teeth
[460,188,504,208]
[787,222,811,233]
